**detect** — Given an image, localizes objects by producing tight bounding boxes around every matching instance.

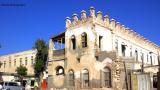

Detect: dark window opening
[14,59,16,66]
[0,61,2,68]
[150,56,153,66]
[77,58,80,63]
[9,60,11,67]
[153,75,157,88]
[71,35,76,50]
[82,32,87,48]
[121,44,126,57]
[31,80,35,86]
[149,52,153,65]
[99,36,103,49]
[95,56,99,61]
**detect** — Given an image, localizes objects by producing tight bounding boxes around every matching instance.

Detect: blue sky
[0,0,160,55]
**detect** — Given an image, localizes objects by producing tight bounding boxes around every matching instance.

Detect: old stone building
[0,49,36,81]
[48,7,160,90]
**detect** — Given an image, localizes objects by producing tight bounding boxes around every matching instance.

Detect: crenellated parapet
[65,6,159,50]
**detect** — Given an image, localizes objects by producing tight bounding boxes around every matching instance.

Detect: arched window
[82,69,89,87]
[81,32,87,48]
[68,70,74,86]
[71,35,76,50]
[103,67,111,87]
[56,66,64,75]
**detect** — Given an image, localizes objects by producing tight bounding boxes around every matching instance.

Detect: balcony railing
[52,49,65,60]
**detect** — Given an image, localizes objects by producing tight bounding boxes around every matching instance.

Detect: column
[49,39,54,60]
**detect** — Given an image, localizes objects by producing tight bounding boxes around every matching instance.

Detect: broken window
[81,32,87,48]
[71,35,76,50]
[56,66,64,75]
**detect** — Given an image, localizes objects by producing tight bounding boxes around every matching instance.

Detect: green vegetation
[33,39,48,77]
[16,65,27,85]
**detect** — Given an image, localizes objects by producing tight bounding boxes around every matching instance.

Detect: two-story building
[48,7,160,90]
[0,49,36,81]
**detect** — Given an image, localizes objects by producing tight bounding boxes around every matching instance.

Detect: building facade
[0,49,36,81]
[48,7,160,90]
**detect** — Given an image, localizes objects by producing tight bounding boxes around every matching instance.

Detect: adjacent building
[48,7,160,90]
[0,49,36,81]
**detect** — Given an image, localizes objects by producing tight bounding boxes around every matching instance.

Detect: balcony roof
[51,32,65,41]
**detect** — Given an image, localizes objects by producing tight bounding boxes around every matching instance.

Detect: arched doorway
[82,69,89,87]
[68,70,74,86]
[102,66,111,88]
[55,66,64,75]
